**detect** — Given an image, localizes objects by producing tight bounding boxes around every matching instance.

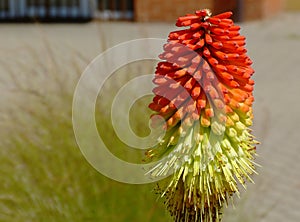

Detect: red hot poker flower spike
[147,9,259,222]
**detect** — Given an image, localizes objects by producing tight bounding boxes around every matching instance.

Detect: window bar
[26,0,32,18]
[98,0,103,11]
[103,0,109,20]
[121,0,125,20]
[127,0,133,20]
[9,0,15,18]
[115,0,121,20]
[70,0,77,18]
[19,0,26,18]
[49,0,56,18]
[110,0,115,20]
[44,0,50,18]
[60,0,67,18]
[78,0,84,18]
[41,0,46,18]
[0,0,5,18]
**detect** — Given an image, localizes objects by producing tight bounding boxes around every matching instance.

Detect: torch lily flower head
[147,9,259,222]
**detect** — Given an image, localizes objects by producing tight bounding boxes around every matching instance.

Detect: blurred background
[0,0,300,222]
[0,0,298,22]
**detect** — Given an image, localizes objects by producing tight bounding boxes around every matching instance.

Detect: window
[27,0,81,7]
[0,0,9,12]
[62,0,80,7]
[27,0,45,7]
[96,0,133,20]
[97,0,133,11]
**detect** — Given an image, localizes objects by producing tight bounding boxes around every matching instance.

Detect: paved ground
[1,13,300,222]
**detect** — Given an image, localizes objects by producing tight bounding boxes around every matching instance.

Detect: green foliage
[0,48,170,222]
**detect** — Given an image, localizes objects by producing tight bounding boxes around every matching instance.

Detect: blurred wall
[134,0,285,22]
[285,0,300,10]
[134,0,212,22]
[243,0,285,21]
[263,0,285,18]
[213,0,240,21]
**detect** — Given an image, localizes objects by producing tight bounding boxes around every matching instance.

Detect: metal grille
[0,0,94,22]
[95,0,134,20]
